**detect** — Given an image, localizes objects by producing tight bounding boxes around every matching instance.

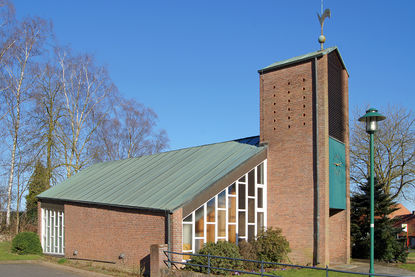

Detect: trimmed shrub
[238,240,258,270]
[185,241,242,275]
[254,228,290,265]
[11,232,42,255]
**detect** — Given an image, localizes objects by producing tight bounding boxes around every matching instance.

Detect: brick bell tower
[259,47,350,266]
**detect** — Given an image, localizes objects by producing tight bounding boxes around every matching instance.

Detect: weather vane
[317,0,331,50]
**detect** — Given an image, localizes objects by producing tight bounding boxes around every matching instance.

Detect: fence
[164,250,413,277]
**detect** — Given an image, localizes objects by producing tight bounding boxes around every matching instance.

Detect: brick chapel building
[38,47,350,269]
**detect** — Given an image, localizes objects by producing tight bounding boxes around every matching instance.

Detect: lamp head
[358,108,386,133]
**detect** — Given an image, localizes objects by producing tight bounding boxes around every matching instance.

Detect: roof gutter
[37,197,172,214]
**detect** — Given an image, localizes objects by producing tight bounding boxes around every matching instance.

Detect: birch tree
[57,51,117,177]
[2,17,50,227]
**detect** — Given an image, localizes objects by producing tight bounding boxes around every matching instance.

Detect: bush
[11,232,42,255]
[254,228,290,265]
[185,241,242,275]
[238,240,258,270]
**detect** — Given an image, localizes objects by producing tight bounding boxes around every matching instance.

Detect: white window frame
[182,160,267,258]
[41,205,65,255]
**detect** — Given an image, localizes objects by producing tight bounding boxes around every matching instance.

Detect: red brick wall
[64,203,166,266]
[260,52,349,265]
[170,208,183,263]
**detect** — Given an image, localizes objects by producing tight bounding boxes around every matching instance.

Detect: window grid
[182,160,267,257]
[42,207,64,255]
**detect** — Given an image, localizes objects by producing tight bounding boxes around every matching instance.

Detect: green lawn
[239,268,353,277]
[0,241,42,261]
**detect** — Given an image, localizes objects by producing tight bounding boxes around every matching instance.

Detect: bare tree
[94,98,169,161]
[350,105,415,201]
[57,50,117,177]
[30,58,64,187]
[1,17,51,227]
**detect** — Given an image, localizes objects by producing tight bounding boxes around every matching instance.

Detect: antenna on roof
[317,0,331,50]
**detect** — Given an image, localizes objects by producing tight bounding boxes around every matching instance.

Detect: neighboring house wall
[260,51,349,265]
[64,203,166,266]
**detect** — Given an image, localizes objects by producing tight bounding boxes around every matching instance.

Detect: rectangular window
[257,188,263,208]
[218,210,226,237]
[207,224,215,242]
[257,163,264,184]
[195,206,204,237]
[183,224,192,250]
[238,212,246,236]
[207,198,215,222]
[42,207,64,255]
[248,170,255,196]
[238,184,246,209]
[228,197,236,223]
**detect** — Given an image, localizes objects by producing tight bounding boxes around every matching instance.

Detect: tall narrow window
[42,206,64,255]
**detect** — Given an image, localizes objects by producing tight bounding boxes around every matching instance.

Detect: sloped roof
[258,46,347,74]
[390,203,411,218]
[38,141,266,212]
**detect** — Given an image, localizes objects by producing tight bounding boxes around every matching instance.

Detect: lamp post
[358,108,386,275]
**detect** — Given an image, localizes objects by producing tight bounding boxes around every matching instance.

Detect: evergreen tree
[351,178,407,262]
[25,161,48,221]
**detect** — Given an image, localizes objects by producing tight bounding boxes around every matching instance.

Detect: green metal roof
[258,46,347,74]
[38,141,266,212]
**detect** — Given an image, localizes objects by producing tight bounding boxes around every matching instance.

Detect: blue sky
[12,1,415,208]
[13,0,415,150]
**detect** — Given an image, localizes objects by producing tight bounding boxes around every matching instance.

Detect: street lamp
[358,108,386,275]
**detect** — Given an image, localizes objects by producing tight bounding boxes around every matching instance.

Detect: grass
[0,241,42,261]
[397,251,415,272]
[399,263,415,272]
[239,268,354,277]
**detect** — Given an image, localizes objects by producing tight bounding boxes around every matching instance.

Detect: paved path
[332,262,415,276]
[0,262,109,277]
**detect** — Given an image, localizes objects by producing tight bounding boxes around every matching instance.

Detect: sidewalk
[332,261,415,276]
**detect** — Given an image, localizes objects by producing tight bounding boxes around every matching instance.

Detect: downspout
[313,57,320,266]
[167,212,172,268]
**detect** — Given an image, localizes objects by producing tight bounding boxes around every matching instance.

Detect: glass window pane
[228,183,236,195]
[248,170,255,196]
[257,187,263,208]
[183,224,192,251]
[218,210,226,237]
[228,197,236,223]
[218,190,226,209]
[248,225,255,242]
[207,224,215,242]
[238,212,246,236]
[195,239,204,252]
[195,206,204,237]
[207,198,215,222]
[257,163,264,184]
[248,199,255,223]
[228,225,236,243]
[238,184,246,209]
[257,212,264,234]
[239,175,246,183]
[183,214,193,222]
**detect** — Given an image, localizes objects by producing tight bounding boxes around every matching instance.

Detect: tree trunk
[6,115,18,227]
